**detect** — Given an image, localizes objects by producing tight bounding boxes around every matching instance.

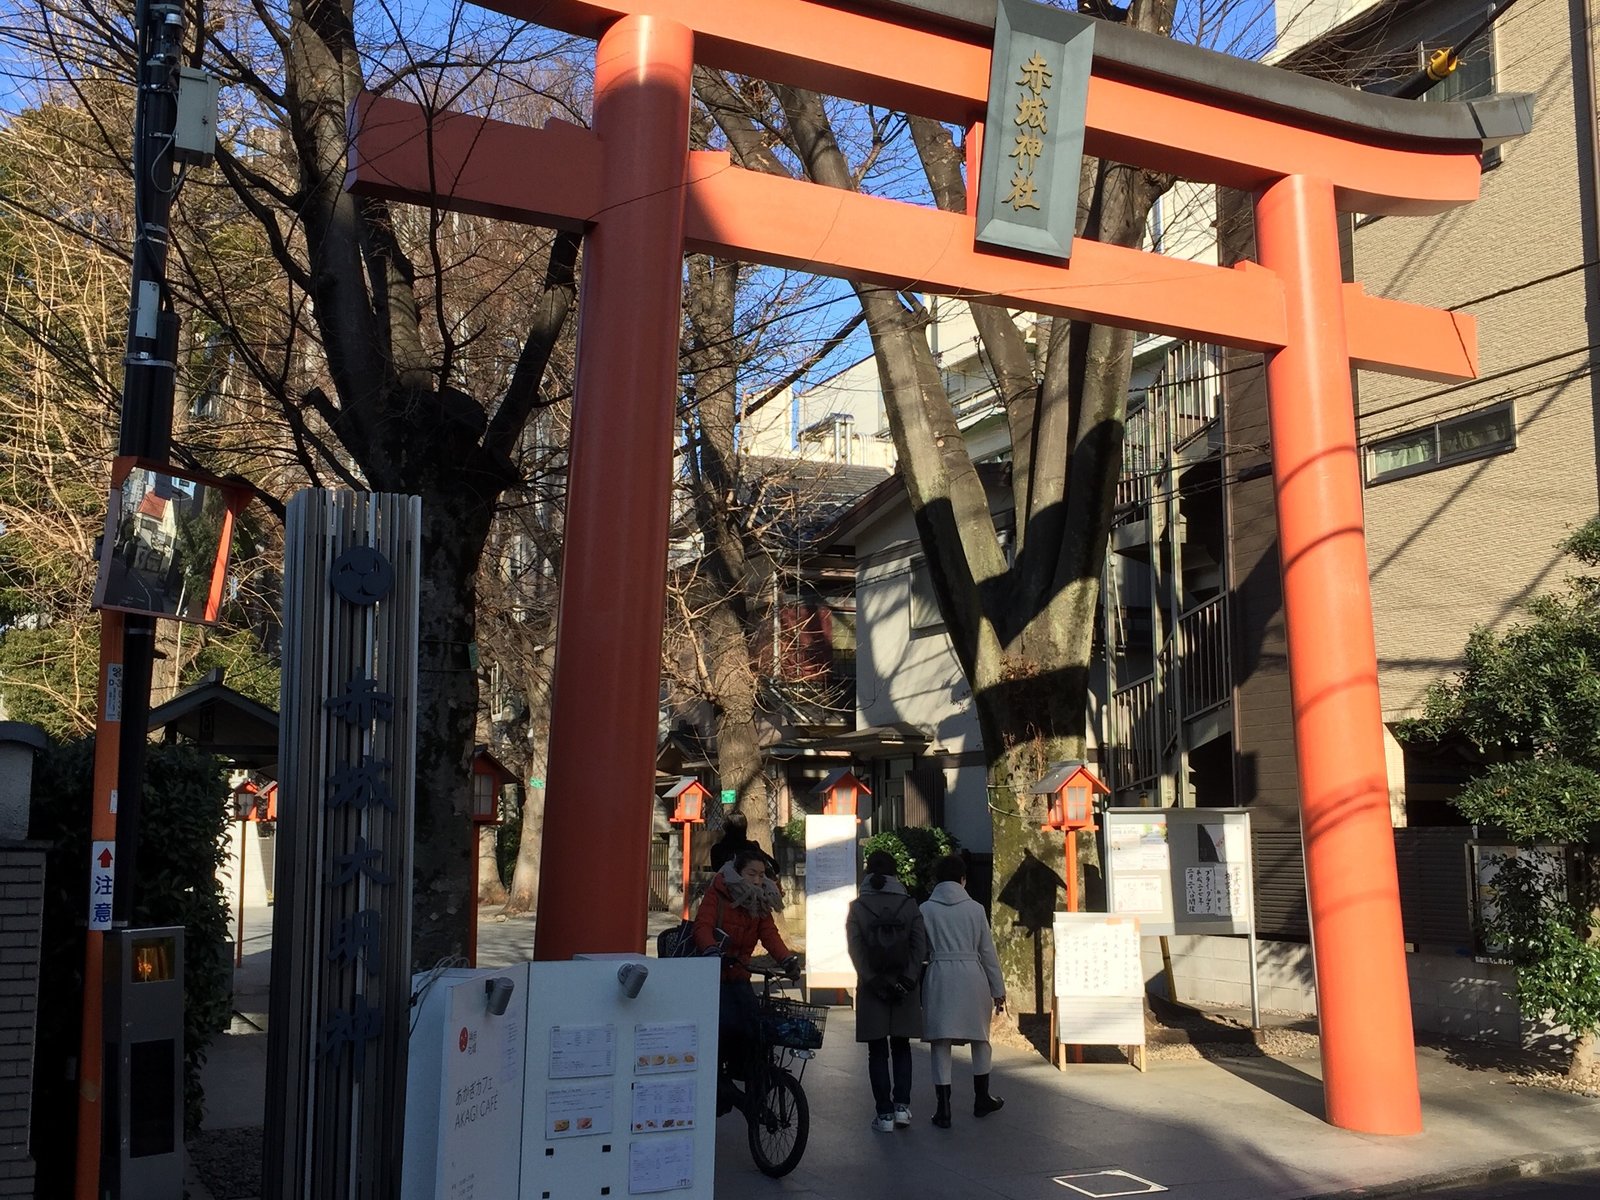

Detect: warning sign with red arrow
[88,840,115,931]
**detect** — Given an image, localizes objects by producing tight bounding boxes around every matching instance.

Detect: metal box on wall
[104,926,185,1198]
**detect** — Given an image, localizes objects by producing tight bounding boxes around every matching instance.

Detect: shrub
[860,826,960,899]
[779,814,807,847]
[30,737,232,1190]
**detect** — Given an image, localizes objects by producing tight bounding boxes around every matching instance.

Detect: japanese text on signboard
[1007,50,1051,212]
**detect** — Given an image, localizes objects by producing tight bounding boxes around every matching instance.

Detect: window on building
[909,559,944,635]
[1364,401,1515,485]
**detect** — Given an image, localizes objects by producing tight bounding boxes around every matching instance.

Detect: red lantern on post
[813,767,870,817]
[1031,761,1110,914]
[667,777,709,825]
[468,747,518,966]
[665,777,711,919]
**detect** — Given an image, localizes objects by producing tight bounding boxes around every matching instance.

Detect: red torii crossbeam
[347,0,1529,1137]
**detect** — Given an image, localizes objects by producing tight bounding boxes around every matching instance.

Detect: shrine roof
[851,0,1531,151]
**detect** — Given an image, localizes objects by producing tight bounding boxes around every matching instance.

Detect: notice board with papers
[1102,807,1254,938]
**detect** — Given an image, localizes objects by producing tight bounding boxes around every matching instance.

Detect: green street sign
[720,790,737,805]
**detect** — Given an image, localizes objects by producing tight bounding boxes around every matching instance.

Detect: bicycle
[718,960,824,1178]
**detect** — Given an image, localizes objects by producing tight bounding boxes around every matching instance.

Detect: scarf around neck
[720,861,780,915]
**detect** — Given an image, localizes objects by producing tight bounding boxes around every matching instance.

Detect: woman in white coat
[919,853,1006,1128]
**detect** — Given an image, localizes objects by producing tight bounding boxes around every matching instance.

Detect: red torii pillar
[531,15,693,963]
[1257,175,1419,1134]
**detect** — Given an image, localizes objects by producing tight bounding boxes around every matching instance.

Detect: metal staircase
[1101,341,1230,803]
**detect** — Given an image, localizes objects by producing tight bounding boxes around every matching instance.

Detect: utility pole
[75,0,191,1194]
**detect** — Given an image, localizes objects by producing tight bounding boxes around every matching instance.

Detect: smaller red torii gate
[348,0,1529,1137]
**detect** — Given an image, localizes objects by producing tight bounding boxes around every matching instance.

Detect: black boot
[973,1074,1005,1118]
[932,1084,952,1128]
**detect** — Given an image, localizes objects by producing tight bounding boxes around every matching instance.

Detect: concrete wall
[1404,951,1521,1045]
[217,821,277,913]
[1143,934,1317,1017]
[1142,933,1594,1055]
[0,844,43,1198]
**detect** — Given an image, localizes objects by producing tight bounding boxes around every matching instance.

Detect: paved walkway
[191,904,1600,1200]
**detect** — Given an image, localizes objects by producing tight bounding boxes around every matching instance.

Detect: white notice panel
[1102,808,1254,937]
[1054,913,1145,1048]
[402,964,531,1200]
[804,814,858,990]
[522,958,718,1200]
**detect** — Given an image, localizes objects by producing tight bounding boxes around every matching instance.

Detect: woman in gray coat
[919,853,1006,1128]
[846,850,928,1132]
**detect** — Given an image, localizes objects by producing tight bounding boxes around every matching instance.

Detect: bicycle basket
[761,998,826,1050]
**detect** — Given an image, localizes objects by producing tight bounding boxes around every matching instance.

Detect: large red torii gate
[347,0,1529,1136]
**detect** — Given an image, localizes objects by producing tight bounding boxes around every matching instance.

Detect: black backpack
[656,919,698,959]
[861,893,915,978]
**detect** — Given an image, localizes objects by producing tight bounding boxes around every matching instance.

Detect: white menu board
[523,958,718,1200]
[401,966,530,1200]
[628,1135,693,1194]
[549,1024,617,1079]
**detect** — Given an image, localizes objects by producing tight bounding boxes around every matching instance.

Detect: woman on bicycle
[694,850,799,1094]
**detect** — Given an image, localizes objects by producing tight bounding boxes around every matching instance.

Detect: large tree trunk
[504,777,546,915]
[477,826,507,904]
[697,6,1172,1020]
[409,495,493,965]
[1572,1030,1598,1081]
[277,3,579,969]
[710,657,773,852]
[504,704,552,915]
[1575,875,1600,1079]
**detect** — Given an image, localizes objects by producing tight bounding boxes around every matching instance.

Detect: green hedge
[30,738,232,1190]
[860,826,960,899]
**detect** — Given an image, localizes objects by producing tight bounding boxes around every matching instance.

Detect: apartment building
[1115,0,1600,1039]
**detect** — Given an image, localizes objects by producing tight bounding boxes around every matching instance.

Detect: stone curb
[1295,1144,1600,1199]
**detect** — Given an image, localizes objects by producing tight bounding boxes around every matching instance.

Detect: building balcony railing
[1115,341,1222,523]
[1106,593,1231,793]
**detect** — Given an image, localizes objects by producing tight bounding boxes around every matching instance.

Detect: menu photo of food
[546,1080,614,1140]
[630,1079,696,1134]
[633,1022,698,1075]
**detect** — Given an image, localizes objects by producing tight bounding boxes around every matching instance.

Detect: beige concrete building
[1141,0,1600,1042]
[1344,0,1600,726]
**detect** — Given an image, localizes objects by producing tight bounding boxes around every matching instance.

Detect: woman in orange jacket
[693,849,799,1097]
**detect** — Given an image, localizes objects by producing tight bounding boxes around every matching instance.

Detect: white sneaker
[893,1104,912,1127]
[871,1114,895,1132]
